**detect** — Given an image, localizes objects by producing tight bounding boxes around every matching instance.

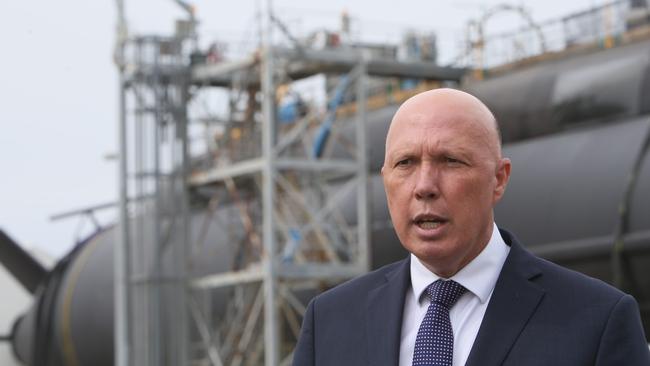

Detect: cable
[612,119,650,291]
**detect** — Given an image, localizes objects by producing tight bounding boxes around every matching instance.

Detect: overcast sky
[0,0,598,259]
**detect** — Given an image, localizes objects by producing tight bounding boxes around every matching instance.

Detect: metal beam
[188,157,359,187]
[279,47,467,80]
[274,158,358,172]
[190,47,466,87]
[261,2,280,364]
[116,70,132,366]
[190,268,264,289]
[189,296,224,366]
[355,59,371,273]
[0,230,47,294]
[188,158,264,186]
[191,56,257,86]
[277,263,366,280]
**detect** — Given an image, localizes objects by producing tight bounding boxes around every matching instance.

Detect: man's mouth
[417,220,442,229]
[413,214,448,230]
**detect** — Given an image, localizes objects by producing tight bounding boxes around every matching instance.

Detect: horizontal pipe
[530,230,650,262]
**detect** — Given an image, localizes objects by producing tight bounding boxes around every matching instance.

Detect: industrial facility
[1,0,650,365]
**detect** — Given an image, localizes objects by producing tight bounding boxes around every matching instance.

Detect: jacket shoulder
[500,228,625,302]
[311,259,407,309]
[532,254,625,301]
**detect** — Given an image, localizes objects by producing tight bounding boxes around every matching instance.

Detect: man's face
[381,92,510,277]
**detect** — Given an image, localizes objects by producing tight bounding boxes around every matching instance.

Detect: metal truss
[184,37,373,364]
[117,33,192,366]
[115,4,464,365]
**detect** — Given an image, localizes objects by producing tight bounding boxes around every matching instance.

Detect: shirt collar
[410,223,510,304]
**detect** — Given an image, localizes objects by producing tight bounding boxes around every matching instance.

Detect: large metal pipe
[465,38,650,143]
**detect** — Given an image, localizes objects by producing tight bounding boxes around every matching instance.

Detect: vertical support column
[176,76,191,366]
[151,51,163,366]
[116,72,132,366]
[355,58,370,273]
[261,0,280,365]
[114,2,131,364]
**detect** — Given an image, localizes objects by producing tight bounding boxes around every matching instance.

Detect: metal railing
[462,0,649,71]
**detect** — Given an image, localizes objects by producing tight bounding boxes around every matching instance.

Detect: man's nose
[413,163,440,200]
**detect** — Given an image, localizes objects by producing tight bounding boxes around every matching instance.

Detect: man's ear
[493,157,511,204]
[380,165,385,176]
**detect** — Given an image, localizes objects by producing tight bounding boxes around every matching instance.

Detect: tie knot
[426,280,466,309]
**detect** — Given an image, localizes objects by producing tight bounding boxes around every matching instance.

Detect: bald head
[385,88,502,165]
[381,87,512,277]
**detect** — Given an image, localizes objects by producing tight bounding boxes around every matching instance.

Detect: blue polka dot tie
[412,280,467,366]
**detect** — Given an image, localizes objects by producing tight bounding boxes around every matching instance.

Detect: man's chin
[409,242,459,271]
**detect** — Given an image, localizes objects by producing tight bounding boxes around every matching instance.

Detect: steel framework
[115,4,464,366]
[117,31,193,366]
[184,48,462,366]
[186,47,372,366]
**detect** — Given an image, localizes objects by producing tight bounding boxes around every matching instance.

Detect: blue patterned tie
[412,280,467,366]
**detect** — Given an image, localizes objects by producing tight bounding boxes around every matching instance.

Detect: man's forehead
[388,109,487,141]
[386,125,477,153]
[387,90,498,147]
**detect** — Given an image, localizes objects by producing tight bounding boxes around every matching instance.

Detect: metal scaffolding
[185,50,462,366]
[115,3,464,366]
[106,1,650,365]
[187,46,372,366]
[116,30,194,366]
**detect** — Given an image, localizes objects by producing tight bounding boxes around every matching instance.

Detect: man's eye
[395,159,411,167]
[445,156,463,165]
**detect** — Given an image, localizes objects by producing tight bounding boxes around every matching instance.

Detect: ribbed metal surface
[466,38,650,143]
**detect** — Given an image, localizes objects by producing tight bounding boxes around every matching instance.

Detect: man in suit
[292,88,650,365]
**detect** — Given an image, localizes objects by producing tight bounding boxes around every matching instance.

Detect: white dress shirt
[399,223,510,366]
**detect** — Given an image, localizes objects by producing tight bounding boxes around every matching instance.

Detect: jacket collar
[366,257,411,366]
[464,228,545,366]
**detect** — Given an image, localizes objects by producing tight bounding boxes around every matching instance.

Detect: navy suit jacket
[293,229,650,365]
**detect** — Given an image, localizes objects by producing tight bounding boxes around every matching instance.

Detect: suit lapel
[465,230,545,366]
[366,258,411,366]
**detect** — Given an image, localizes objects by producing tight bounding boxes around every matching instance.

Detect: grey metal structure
[178,3,468,364]
[186,34,372,366]
[110,2,464,365]
[117,27,193,366]
[183,27,468,366]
